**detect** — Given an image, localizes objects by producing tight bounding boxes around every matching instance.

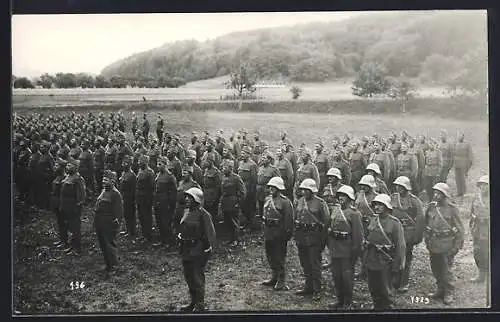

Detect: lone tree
[351,62,391,99]
[387,75,418,113]
[290,85,303,100]
[225,64,258,110]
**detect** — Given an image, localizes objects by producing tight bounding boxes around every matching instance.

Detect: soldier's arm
[237,176,247,201]
[451,206,465,253]
[344,163,352,186]
[283,198,295,239]
[286,161,294,187]
[114,190,124,220]
[77,177,86,205]
[312,165,320,189]
[413,197,426,245]
[393,220,407,272]
[351,211,364,259]
[201,209,217,250]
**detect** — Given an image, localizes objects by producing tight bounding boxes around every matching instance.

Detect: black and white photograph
[11,10,490,314]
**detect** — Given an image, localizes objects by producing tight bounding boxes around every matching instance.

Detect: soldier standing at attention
[37,141,55,210]
[438,130,454,183]
[60,158,86,255]
[153,157,178,247]
[51,158,68,250]
[178,188,216,312]
[79,139,94,201]
[312,142,330,195]
[390,176,425,293]
[261,177,294,291]
[424,183,464,305]
[364,194,405,310]
[327,185,363,310]
[294,179,329,297]
[156,114,164,143]
[256,153,281,220]
[220,160,246,246]
[275,148,294,201]
[251,131,268,165]
[166,148,183,183]
[187,150,204,188]
[135,155,155,244]
[349,141,367,192]
[94,170,124,277]
[174,165,202,232]
[294,150,320,201]
[329,149,351,186]
[115,133,134,179]
[93,137,105,194]
[118,156,137,239]
[238,147,258,229]
[469,176,490,286]
[131,112,138,136]
[422,140,443,201]
[202,157,222,223]
[142,113,150,144]
[368,141,391,185]
[453,132,473,197]
[396,143,419,193]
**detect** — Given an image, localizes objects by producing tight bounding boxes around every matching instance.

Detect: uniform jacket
[275,157,294,190]
[295,161,320,189]
[154,170,177,204]
[424,201,465,254]
[313,151,330,178]
[263,193,294,241]
[94,187,124,229]
[119,169,137,199]
[321,182,344,209]
[37,153,54,182]
[166,156,183,183]
[349,151,367,180]
[220,173,246,211]
[375,177,390,195]
[369,151,390,183]
[256,165,281,202]
[293,196,330,246]
[178,206,216,260]
[355,190,378,223]
[390,192,425,245]
[453,142,473,170]
[423,149,443,177]
[93,146,105,170]
[203,167,222,204]
[470,193,489,242]
[327,204,363,259]
[60,173,86,213]
[396,153,418,180]
[330,159,352,186]
[439,140,454,169]
[78,149,94,174]
[135,167,155,201]
[238,159,258,195]
[51,173,65,211]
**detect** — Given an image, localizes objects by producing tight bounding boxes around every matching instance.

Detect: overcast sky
[12,12,366,77]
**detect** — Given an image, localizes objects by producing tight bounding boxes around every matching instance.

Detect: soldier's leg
[193,254,209,308]
[182,260,196,306]
[297,244,312,290]
[96,226,109,268]
[400,244,414,289]
[144,201,153,241]
[154,206,163,242]
[310,244,323,293]
[264,240,277,281]
[367,269,381,308]
[379,268,392,308]
[137,201,148,240]
[68,212,82,253]
[276,239,288,284]
[124,199,137,237]
[429,253,445,297]
[55,210,69,246]
[342,257,355,306]
[230,210,240,242]
[330,257,344,305]
[105,226,119,268]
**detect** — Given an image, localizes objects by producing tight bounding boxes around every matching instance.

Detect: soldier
[327,185,363,309]
[94,170,124,277]
[220,160,246,246]
[79,139,94,201]
[201,140,221,170]
[364,194,406,310]
[424,183,465,305]
[283,144,298,182]
[256,153,282,220]
[115,133,134,178]
[422,140,443,201]
[294,179,330,297]
[261,177,294,291]
[280,131,293,148]
[388,132,401,160]
[60,158,86,255]
[366,163,390,195]
[409,137,425,194]
[322,168,344,212]
[178,188,216,312]
[27,142,41,207]
[93,137,105,193]
[396,142,418,192]
[251,131,268,164]
[147,139,161,173]
[312,142,330,195]
[69,138,82,160]
[104,138,118,171]
[51,158,68,249]
[275,148,294,201]
[118,156,137,239]
[390,176,425,293]
[175,165,202,231]
[439,130,454,183]
[238,146,258,228]
[153,156,178,246]
[135,155,155,243]
[330,149,351,186]
[453,132,473,197]
[131,112,138,136]
[37,141,55,210]
[202,156,222,222]
[349,141,367,192]
[469,176,489,284]
[368,141,391,185]
[172,134,186,163]
[16,138,32,203]
[166,148,183,183]
[156,114,164,142]
[294,150,320,201]
[142,113,150,143]
[189,133,202,166]
[187,150,204,187]
[214,130,226,157]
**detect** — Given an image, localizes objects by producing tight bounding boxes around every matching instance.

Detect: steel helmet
[327,167,342,180]
[372,193,393,210]
[267,176,285,191]
[299,178,318,193]
[366,163,382,175]
[393,176,412,191]
[477,175,489,186]
[432,182,451,199]
[358,175,377,189]
[337,185,355,201]
[185,187,204,204]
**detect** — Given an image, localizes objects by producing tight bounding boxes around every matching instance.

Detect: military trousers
[430,252,454,294]
[439,166,452,183]
[55,209,69,246]
[95,219,119,269]
[81,171,94,198]
[395,244,415,289]
[137,199,153,241]
[454,167,467,196]
[473,238,489,273]
[204,199,220,222]
[37,179,52,210]
[223,209,240,242]
[183,254,209,305]
[367,268,392,309]
[330,257,355,305]
[123,197,137,237]
[297,243,323,292]
[154,200,176,244]
[241,191,256,224]
[422,175,439,200]
[65,206,82,252]
[265,239,288,282]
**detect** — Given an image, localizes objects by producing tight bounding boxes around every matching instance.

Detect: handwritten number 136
[70,281,85,290]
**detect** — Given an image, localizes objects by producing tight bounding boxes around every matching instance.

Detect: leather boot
[262,278,277,287]
[192,303,206,312]
[274,280,289,291]
[180,303,195,312]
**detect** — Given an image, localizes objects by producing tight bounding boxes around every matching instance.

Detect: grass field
[12,108,489,314]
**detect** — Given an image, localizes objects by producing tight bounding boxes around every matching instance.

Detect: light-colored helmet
[337,185,355,201]
[327,167,342,180]
[358,174,377,189]
[299,178,318,193]
[477,175,489,186]
[432,182,451,198]
[185,187,204,204]
[393,176,412,191]
[267,177,285,191]
[372,193,393,210]
[366,163,382,175]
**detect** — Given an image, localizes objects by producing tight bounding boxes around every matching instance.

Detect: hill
[100,11,487,85]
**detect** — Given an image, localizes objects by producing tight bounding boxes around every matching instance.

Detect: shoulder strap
[333,204,350,228]
[301,198,323,226]
[377,216,394,246]
[432,202,453,230]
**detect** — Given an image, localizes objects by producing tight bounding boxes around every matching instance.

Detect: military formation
[13,111,488,311]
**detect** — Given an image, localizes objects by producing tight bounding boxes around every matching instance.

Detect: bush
[290,86,303,99]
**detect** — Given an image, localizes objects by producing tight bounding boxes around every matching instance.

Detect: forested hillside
[100,11,487,85]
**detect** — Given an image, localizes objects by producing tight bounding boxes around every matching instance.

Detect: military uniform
[294,162,320,200]
[79,148,94,199]
[28,148,41,206]
[322,182,343,211]
[369,152,390,185]
[294,196,330,293]
[327,204,363,307]
[330,159,352,186]
[424,201,465,299]
[262,193,294,286]
[201,150,222,170]
[256,165,281,218]
[60,172,86,253]
[37,150,54,209]
[396,153,418,190]
[275,157,294,200]
[364,213,405,309]
[156,118,164,142]
[202,166,222,221]
[238,158,258,226]
[166,155,183,183]
[142,118,150,142]
[175,179,202,227]
[439,140,454,183]
[16,146,32,202]
[313,151,330,195]
[147,146,161,173]
[422,150,443,200]
[104,145,117,171]
[51,164,68,247]
[470,193,490,281]
[154,169,178,244]
[119,168,137,237]
[349,151,366,192]
[93,144,105,193]
[252,139,268,164]
[220,172,246,242]
[135,166,155,241]
[374,177,390,195]
[453,142,473,196]
[355,190,378,235]
[390,192,425,290]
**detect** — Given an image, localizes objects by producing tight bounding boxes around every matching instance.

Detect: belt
[366,242,394,252]
[263,217,281,227]
[426,227,455,237]
[295,221,322,232]
[330,230,350,240]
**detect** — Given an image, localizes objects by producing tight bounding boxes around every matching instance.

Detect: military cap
[103,170,117,183]
[187,150,197,159]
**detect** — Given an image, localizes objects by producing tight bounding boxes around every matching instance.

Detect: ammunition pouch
[295,220,322,232]
[329,230,351,240]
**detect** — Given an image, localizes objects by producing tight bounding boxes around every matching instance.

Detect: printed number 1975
[410,296,430,304]
[70,281,85,290]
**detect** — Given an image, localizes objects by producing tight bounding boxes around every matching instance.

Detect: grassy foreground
[13,110,489,313]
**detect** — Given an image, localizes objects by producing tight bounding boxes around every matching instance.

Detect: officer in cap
[178,188,216,312]
[94,170,124,277]
[294,149,320,201]
[256,152,281,221]
[51,158,68,249]
[174,164,202,235]
[364,194,406,310]
[135,155,155,243]
[261,177,294,291]
[238,146,258,229]
[118,155,138,239]
[424,182,464,305]
[220,159,246,246]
